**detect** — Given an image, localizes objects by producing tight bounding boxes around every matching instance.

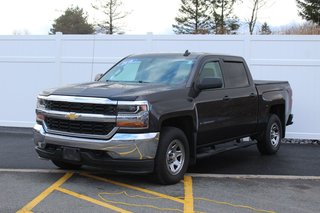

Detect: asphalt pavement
[0,128,320,213]
[0,128,319,176]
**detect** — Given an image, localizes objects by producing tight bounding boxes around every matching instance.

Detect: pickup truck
[34,52,293,184]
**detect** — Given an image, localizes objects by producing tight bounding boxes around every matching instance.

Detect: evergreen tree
[173,0,212,34]
[260,22,272,35]
[50,6,94,34]
[92,0,129,34]
[226,16,240,34]
[210,0,239,34]
[296,0,320,25]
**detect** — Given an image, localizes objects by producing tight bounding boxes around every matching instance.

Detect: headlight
[36,96,46,123]
[117,104,148,114]
[116,101,149,128]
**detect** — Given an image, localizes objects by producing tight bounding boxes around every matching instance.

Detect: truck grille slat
[45,101,117,115]
[45,117,115,135]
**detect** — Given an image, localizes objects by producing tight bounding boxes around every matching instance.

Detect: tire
[51,160,82,170]
[154,127,189,185]
[257,114,282,155]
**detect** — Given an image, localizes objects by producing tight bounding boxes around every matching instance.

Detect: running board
[196,140,257,159]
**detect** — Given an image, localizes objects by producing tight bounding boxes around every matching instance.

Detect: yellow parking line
[81,173,184,204]
[98,191,184,212]
[183,176,194,213]
[56,187,131,213]
[194,197,276,213]
[16,172,73,213]
[16,210,33,213]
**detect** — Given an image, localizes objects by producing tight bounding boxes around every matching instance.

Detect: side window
[223,62,249,88]
[199,61,223,82]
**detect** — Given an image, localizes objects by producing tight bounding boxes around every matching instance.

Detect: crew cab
[34,52,293,184]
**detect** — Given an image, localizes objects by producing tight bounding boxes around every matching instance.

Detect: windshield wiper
[125,80,151,83]
[135,80,150,83]
[105,80,150,83]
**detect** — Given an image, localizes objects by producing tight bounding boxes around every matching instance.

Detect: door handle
[223,95,230,101]
[249,93,256,97]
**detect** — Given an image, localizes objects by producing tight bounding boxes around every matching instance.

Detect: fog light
[36,114,45,123]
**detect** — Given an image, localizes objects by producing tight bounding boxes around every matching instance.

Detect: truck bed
[254,80,292,127]
[254,80,289,85]
[254,80,291,94]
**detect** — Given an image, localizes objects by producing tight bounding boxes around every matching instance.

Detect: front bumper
[34,124,159,172]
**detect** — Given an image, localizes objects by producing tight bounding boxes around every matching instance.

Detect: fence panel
[0,34,319,139]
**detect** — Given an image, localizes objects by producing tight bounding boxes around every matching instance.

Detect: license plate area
[62,147,81,161]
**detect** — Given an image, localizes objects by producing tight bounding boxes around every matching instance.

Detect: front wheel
[257,114,282,155]
[154,127,189,185]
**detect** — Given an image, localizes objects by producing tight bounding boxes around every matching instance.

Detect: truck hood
[43,81,180,100]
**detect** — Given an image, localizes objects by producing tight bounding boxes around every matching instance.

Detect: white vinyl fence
[0,33,319,139]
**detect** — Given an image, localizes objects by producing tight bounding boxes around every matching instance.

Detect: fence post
[55,32,63,85]
[90,34,96,81]
[243,35,251,63]
[146,32,153,52]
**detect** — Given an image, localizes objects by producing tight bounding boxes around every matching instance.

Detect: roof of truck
[129,52,245,61]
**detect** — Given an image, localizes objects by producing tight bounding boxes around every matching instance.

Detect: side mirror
[94,73,103,81]
[198,77,223,90]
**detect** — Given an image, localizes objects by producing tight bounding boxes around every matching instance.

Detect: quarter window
[223,62,249,88]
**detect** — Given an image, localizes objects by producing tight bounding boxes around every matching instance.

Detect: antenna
[183,50,191,56]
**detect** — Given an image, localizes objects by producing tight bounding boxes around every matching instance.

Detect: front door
[195,59,231,145]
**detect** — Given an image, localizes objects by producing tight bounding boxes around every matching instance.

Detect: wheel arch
[269,104,286,138]
[160,115,196,165]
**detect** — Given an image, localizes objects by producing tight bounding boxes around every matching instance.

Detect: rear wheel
[257,114,282,155]
[154,127,189,185]
[51,160,82,170]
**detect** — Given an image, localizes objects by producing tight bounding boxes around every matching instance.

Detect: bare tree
[13,29,30,35]
[280,23,320,35]
[92,0,129,34]
[247,0,269,35]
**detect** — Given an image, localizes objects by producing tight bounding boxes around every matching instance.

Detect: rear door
[220,60,258,138]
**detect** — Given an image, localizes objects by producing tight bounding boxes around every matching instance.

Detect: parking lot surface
[1,171,319,213]
[0,129,319,212]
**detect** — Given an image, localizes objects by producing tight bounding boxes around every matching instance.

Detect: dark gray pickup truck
[34,52,293,184]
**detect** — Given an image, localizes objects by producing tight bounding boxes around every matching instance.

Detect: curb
[282,138,320,145]
[0,126,33,135]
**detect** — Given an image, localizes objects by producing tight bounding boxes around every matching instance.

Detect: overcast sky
[0,0,303,35]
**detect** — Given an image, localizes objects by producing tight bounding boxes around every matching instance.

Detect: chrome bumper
[33,124,159,160]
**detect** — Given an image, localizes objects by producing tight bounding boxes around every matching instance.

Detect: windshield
[99,56,195,85]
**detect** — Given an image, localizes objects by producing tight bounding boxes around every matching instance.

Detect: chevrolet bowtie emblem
[65,113,79,120]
